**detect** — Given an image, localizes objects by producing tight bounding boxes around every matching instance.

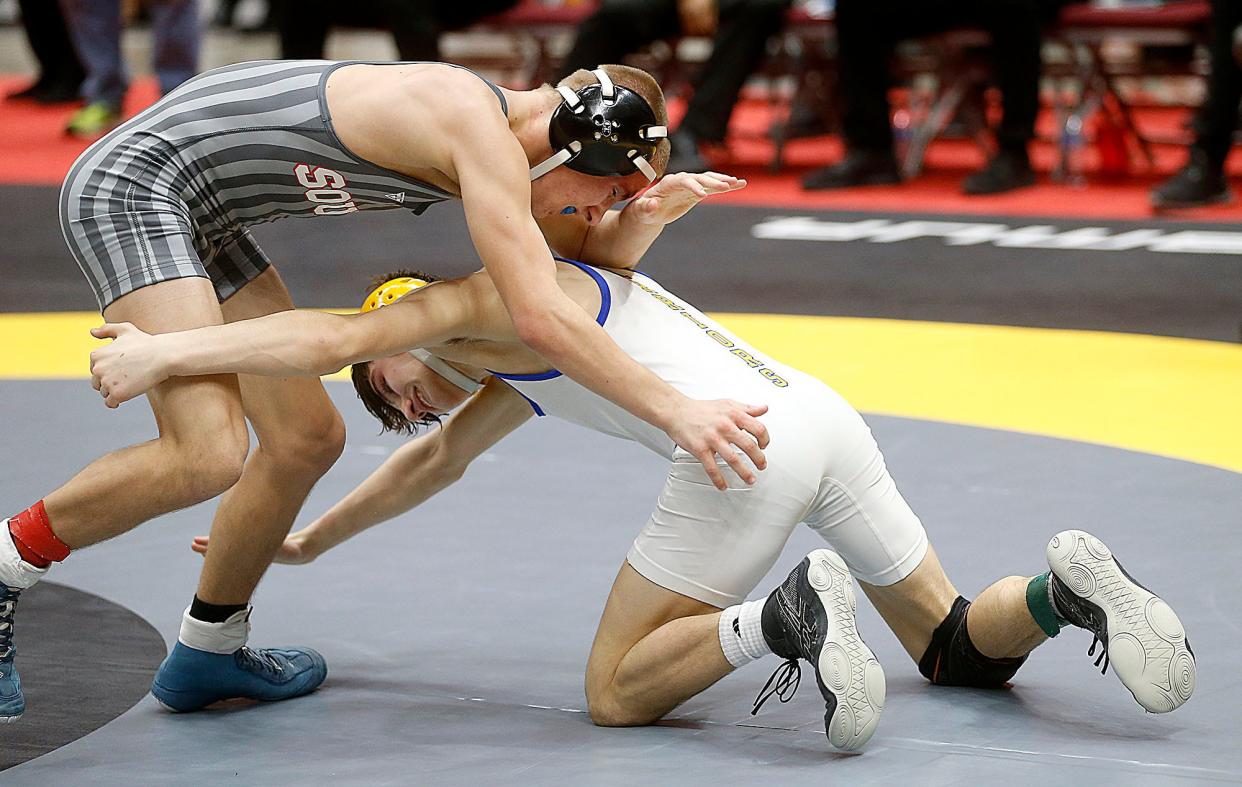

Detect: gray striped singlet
[59,60,507,310]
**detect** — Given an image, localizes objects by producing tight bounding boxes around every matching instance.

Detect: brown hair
[556,65,671,177]
[350,269,444,435]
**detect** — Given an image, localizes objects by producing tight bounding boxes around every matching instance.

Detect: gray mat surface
[0,582,166,771]
[0,380,1239,784]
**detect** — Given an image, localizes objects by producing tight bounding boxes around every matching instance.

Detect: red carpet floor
[2,75,1238,221]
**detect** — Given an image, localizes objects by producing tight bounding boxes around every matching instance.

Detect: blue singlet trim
[489,257,611,385]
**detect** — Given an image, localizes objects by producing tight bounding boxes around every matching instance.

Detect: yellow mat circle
[2,311,1239,473]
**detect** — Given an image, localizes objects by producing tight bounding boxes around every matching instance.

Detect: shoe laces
[1050,576,1111,675]
[0,586,19,659]
[776,584,820,660]
[236,646,285,678]
[1087,635,1109,675]
[751,658,801,716]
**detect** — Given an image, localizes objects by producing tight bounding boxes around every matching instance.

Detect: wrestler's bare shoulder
[325,63,510,192]
[328,63,505,123]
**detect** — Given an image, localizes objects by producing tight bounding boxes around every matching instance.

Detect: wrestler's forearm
[473,229,684,430]
[575,204,664,268]
[297,381,530,557]
[298,434,465,558]
[515,290,683,429]
[160,311,355,379]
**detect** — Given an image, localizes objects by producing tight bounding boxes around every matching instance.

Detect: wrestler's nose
[400,397,420,421]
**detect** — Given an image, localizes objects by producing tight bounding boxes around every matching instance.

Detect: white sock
[177,606,250,654]
[718,599,773,668]
[0,522,48,590]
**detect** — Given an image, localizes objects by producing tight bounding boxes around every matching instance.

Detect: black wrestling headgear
[529,68,668,183]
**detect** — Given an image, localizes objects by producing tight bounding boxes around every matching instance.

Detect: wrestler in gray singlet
[60,60,506,309]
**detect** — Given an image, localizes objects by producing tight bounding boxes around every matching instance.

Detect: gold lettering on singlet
[631,278,791,389]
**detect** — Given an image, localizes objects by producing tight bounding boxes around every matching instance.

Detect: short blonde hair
[555,65,671,177]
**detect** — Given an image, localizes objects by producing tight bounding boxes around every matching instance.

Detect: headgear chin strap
[406,349,482,394]
[359,277,484,395]
[530,68,667,183]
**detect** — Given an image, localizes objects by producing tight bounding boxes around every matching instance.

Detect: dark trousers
[560,0,794,142]
[60,0,199,105]
[276,0,516,61]
[836,0,1060,154]
[16,0,85,92]
[1194,0,1242,167]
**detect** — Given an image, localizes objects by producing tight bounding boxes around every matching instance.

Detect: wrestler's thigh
[626,453,806,610]
[103,276,243,440]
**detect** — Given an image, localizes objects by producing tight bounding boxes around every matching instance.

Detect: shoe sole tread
[1047,529,1195,713]
[805,549,885,750]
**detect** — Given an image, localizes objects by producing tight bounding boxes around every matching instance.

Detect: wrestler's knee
[919,596,1027,688]
[164,416,250,503]
[586,688,659,728]
[256,402,346,477]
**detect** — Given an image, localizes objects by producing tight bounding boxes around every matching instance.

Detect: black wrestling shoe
[756,549,885,750]
[1047,530,1195,713]
[1151,150,1232,210]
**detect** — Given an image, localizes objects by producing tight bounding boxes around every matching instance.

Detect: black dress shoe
[665,129,711,174]
[962,151,1035,195]
[6,80,45,101]
[1151,149,1232,209]
[34,82,83,104]
[801,150,900,190]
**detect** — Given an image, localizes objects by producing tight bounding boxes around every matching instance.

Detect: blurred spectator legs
[9,0,85,103]
[59,0,127,135]
[804,0,1058,194]
[678,0,792,167]
[560,2,681,84]
[274,0,516,61]
[59,0,200,138]
[560,0,793,173]
[1151,0,1240,209]
[150,0,202,94]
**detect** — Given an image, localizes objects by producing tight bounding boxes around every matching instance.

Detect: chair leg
[1102,73,1156,170]
[1055,43,1102,184]
[903,73,968,180]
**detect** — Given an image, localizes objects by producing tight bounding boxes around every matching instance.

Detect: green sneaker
[66,102,121,139]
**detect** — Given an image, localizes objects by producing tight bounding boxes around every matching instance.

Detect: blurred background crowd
[1,0,1239,210]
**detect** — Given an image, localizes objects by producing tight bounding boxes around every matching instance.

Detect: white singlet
[491,261,928,607]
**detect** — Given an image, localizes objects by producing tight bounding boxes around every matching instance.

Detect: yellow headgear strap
[360,277,429,313]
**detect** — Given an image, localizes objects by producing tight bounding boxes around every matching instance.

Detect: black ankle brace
[918,597,1028,689]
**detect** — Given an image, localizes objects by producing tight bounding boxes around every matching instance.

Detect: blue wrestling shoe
[150,641,327,712]
[0,582,24,722]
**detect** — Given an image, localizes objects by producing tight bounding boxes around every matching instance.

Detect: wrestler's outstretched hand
[89,322,171,407]
[666,398,769,490]
[192,531,318,565]
[628,171,746,226]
